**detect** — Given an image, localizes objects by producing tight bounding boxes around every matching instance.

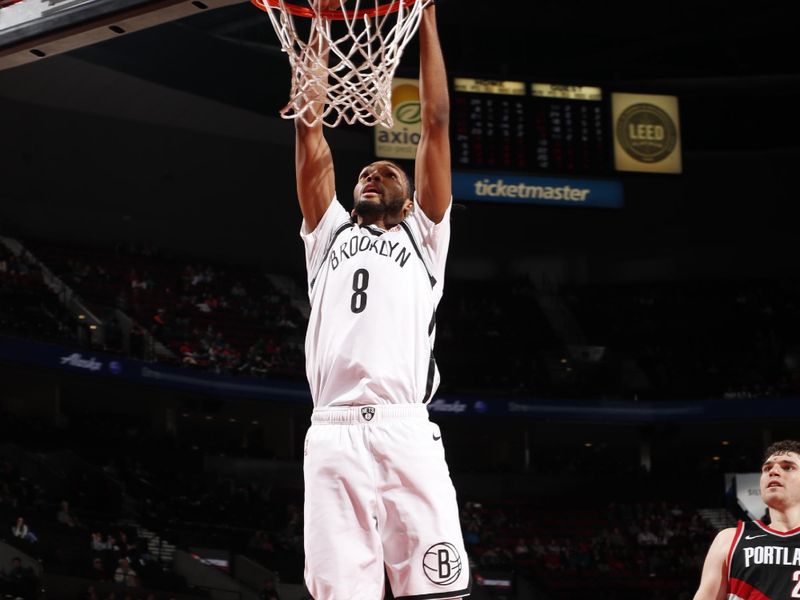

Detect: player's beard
[354,194,406,219]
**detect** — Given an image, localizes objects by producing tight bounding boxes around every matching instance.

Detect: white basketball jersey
[301,196,451,408]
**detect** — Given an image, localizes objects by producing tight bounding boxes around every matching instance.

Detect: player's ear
[403,198,414,218]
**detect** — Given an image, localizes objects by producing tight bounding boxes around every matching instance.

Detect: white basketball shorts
[303,403,471,600]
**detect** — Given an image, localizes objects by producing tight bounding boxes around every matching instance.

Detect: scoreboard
[379,78,681,207]
[452,78,609,176]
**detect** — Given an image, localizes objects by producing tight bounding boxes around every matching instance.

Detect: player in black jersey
[693,440,800,600]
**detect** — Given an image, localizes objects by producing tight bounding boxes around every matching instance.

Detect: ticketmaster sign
[452,172,624,209]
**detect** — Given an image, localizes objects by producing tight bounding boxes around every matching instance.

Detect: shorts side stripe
[394,581,472,600]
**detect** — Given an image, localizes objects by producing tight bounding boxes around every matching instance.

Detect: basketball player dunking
[294,2,470,599]
[693,440,800,600]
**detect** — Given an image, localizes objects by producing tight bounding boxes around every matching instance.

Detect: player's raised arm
[693,527,735,600]
[295,25,335,231]
[414,2,451,224]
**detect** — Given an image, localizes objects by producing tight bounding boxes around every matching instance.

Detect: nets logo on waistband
[360,407,375,421]
[423,542,462,586]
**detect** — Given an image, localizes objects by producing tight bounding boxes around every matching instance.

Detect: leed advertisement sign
[612,92,682,174]
[374,77,421,160]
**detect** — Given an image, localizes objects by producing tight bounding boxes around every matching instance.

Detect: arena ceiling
[43,0,800,152]
[1,0,798,152]
[0,0,798,272]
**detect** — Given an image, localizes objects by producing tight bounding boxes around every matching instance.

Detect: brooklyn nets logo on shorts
[422,542,462,585]
[360,407,375,421]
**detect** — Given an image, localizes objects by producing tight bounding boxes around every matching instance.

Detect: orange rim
[251,0,418,20]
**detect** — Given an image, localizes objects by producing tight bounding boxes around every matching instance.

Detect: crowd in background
[4,238,800,401]
[0,243,78,347]
[19,240,306,379]
[463,499,719,600]
[0,407,734,600]
[0,238,791,600]
[1,409,301,599]
[563,280,800,400]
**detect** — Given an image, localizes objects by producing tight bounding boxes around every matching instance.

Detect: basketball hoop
[251,0,430,128]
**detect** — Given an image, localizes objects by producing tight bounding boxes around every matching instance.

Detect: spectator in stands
[480,545,512,568]
[574,539,593,572]
[105,533,121,554]
[231,282,247,298]
[529,536,545,559]
[259,577,281,600]
[89,557,109,581]
[249,530,275,553]
[153,308,167,329]
[113,557,138,587]
[195,297,212,313]
[542,540,562,571]
[133,538,155,565]
[513,537,531,559]
[117,530,137,555]
[607,526,626,549]
[283,503,302,550]
[92,531,109,551]
[57,499,81,528]
[276,306,298,329]
[11,516,38,543]
[637,525,660,546]
[1,557,36,599]
[130,270,145,290]
[84,584,99,600]
[0,480,14,507]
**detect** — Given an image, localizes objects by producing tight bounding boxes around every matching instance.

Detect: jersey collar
[755,520,800,536]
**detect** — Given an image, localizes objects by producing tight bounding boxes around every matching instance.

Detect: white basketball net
[257,0,429,128]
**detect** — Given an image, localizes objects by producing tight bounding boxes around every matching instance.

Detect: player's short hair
[763,440,800,462]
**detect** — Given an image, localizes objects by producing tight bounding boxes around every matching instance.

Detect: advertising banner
[374,77,422,160]
[612,92,682,174]
[452,171,624,208]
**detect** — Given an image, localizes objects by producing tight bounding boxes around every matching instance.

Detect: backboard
[0,0,243,70]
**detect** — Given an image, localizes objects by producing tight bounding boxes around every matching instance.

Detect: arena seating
[563,279,800,399]
[3,238,800,402]
[462,497,721,600]
[0,244,78,347]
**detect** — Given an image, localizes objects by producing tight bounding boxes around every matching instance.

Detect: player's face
[760,452,800,510]
[353,161,410,217]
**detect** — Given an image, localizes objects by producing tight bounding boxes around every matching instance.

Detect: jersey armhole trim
[727,520,744,582]
[309,220,354,291]
[399,221,436,288]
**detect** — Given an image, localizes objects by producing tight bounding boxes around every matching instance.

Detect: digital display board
[452,78,610,176]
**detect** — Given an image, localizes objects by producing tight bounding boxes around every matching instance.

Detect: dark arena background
[2,0,800,598]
